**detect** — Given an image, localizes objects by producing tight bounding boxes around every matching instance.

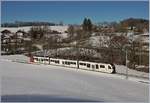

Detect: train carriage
[61,59,77,68]
[50,58,77,68]
[79,61,115,73]
[33,56,49,64]
[50,58,61,66]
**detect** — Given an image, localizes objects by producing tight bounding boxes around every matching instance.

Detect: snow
[1,26,68,34]
[89,36,109,47]
[1,59,149,102]
[132,33,149,43]
[1,26,32,33]
[0,55,29,63]
[58,33,68,39]
[50,26,68,33]
[1,55,149,79]
[115,65,149,79]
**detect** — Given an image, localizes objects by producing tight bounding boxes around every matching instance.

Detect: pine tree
[82,18,92,32]
[87,19,92,32]
[82,18,88,31]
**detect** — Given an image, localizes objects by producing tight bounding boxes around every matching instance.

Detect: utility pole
[125,49,128,79]
[76,41,79,69]
[139,42,142,66]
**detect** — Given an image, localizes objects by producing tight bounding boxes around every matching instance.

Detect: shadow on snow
[1,94,103,102]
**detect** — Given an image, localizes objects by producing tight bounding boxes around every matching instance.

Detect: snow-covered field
[1,26,68,33]
[1,58,149,102]
[0,55,29,63]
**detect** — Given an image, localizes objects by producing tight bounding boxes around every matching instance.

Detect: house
[1,29,30,54]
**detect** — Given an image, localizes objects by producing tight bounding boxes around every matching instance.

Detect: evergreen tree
[82,18,88,31]
[87,19,92,32]
[82,18,92,32]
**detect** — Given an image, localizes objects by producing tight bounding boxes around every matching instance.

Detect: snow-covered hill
[1,26,68,33]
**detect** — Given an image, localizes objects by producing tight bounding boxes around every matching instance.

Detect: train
[31,56,116,74]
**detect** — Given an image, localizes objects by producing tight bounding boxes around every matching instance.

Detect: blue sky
[1,1,149,24]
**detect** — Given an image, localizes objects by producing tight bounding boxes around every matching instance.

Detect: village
[1,18,149,73]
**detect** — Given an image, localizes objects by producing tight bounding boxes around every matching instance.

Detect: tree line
[1,21,64,27]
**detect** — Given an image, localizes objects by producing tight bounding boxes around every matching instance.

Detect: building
[1,29,31,54]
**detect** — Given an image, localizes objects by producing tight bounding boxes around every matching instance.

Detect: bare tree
[67,25,75,41]
[109,34,129,64]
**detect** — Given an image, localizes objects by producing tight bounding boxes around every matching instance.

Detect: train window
[70,62,76,65]
[34,58,38,61]
[87,64,90,68]
[108,66,111,69]
[65,61,67,64]
[45,59,48,61]
[79,63,83,65]
[96,64,99,69]
[55,60,59,64]
[80,63,86,66]
[68,62,70,65]
[65,61,70,65]
[100,65,105,68]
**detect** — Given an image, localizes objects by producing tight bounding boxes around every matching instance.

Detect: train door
[92,64,95,71]
[95,64,99,71]
[87,64,90,70]
[62,61,65,66]
[99,65,105,72]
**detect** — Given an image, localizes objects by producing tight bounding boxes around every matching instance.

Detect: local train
[31,56,116,74]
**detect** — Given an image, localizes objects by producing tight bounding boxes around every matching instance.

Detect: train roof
[33,55,112,65]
